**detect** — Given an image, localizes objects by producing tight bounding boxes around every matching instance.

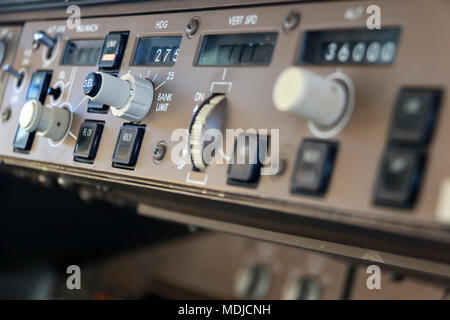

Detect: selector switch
[389,88,442,147]
[112,124,145,169]
[291,140,338,196]
[19,99,70,141]
[73,120,104,163]
[83,71,154,122]
[273,67,348,127]
[374,148,425,208]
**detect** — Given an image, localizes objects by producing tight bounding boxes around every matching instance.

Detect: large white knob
[273,67,347,127]
[83,71,154,123]
[19,99,70,141]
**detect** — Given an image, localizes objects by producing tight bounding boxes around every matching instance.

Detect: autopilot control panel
[0,0,449,276]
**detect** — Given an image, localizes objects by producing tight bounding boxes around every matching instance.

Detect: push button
[389,89,442,147]
[227,134,267,187]
[290,140,338,196]
[112,124,145,169]
[73,120,104,163]
[98,31,129,70]
[373,148,425,208]
[13,126,35,153]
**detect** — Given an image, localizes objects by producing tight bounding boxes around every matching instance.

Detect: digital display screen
[132,36,181,66]
[196,32,278,66]
[298,28,401,65]
[61,39,103,66]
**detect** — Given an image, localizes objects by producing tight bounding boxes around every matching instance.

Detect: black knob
[82,72,102,97]
[48,86,61,100]
[2,64,24,86]
[32,31,57,57]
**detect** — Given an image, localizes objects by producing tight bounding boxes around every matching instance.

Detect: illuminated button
[291,140,338,195]
[73,120,104,163]
[374,148,425,208]
[98,31,129,70]
[112,124,145,169]
[389,89,442,147]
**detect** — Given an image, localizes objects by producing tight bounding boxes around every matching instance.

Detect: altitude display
[132,36,181,66]
[298,28,401,65]
[196,32,278,66]
[61,39,103,66]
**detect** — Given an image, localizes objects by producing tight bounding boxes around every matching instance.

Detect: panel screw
[153,141,167,162]
[186,17,200,38]
[283,11,300,32]
[1,107,11,122]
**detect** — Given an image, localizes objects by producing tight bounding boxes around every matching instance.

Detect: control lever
[2,64,24,86]
[32,30,57,58]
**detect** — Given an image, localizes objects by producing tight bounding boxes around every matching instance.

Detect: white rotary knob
[19,99,70,141]
[83,71,154,123]
[273,67,348,127]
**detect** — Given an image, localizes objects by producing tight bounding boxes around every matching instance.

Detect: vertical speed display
[132,36,181,66]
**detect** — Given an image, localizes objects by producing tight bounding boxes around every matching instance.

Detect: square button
[227,134,267,187]
[73,120,104,163]
[373,148,425,208]
[290,140,338,196]
[98,31,129,70]
[112,125,145,168]
[389,89,442,147]
[13,125,35,153]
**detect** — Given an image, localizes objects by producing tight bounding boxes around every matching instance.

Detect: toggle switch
[32,30,57,58]
[82,71,154,122]
[19,99,70,141]
[2,64,24,87]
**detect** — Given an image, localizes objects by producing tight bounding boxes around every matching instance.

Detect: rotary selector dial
[273,67,348,127]
[19,99,70,141]
[189,95,227,172]
[83,72,154,123]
